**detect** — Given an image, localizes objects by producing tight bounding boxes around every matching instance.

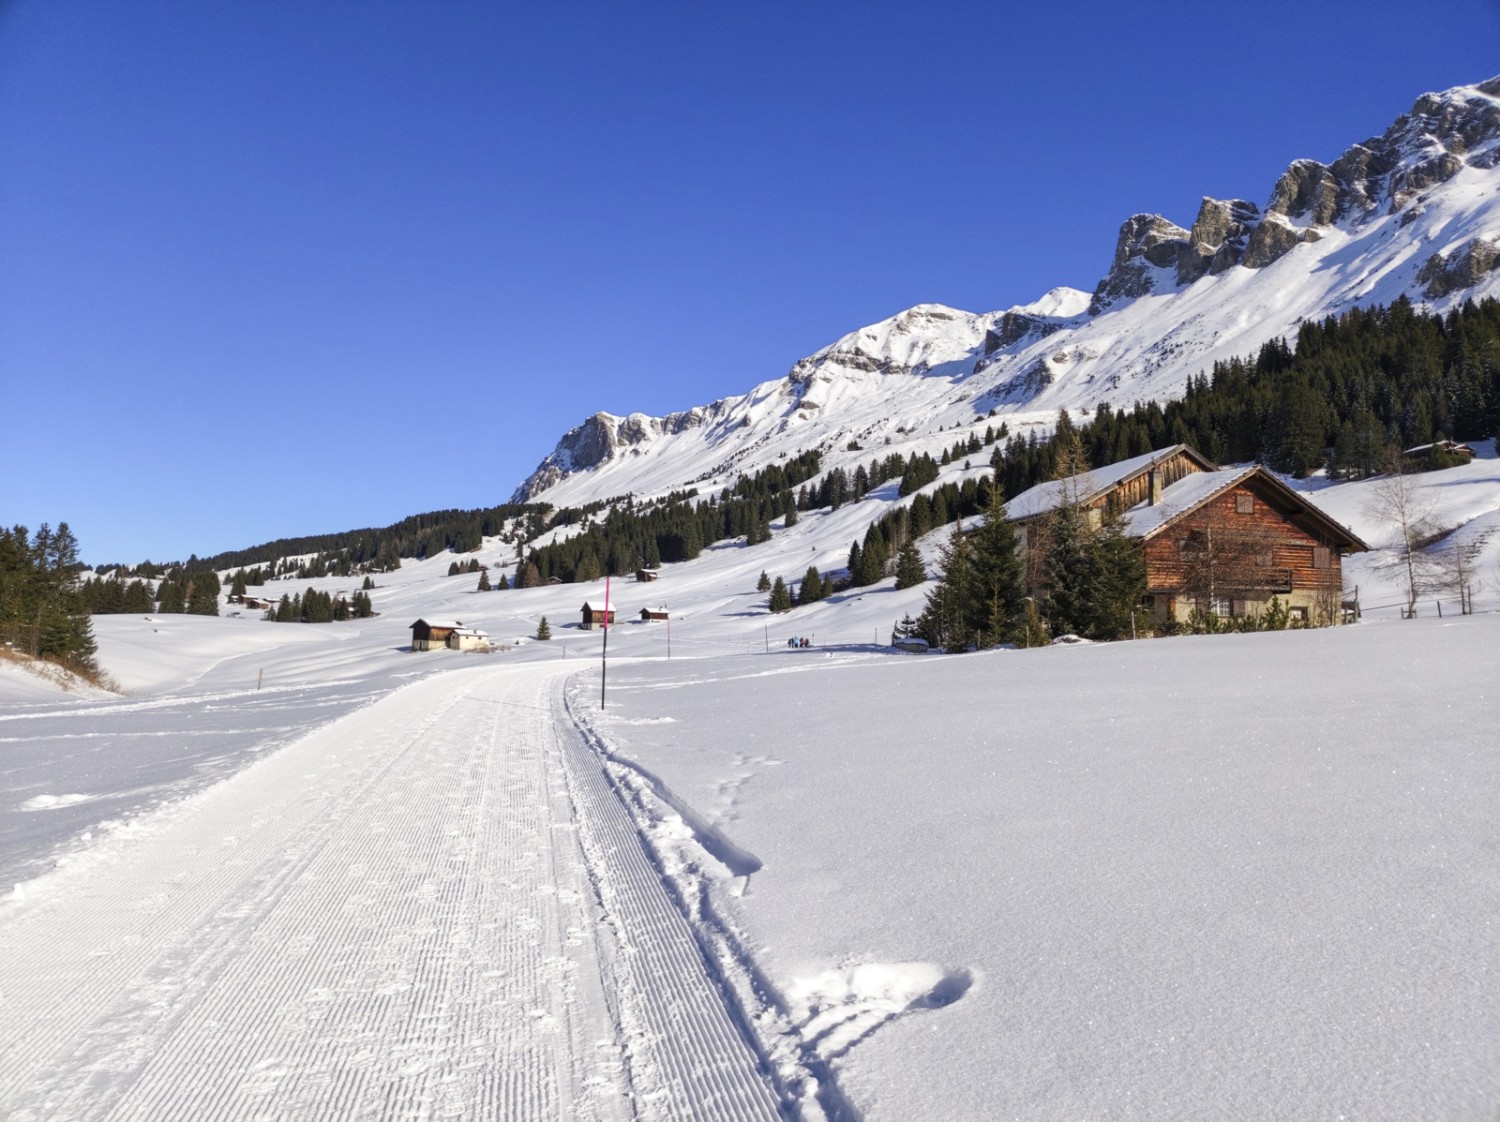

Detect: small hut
[639,607,669,622]
[446,627,490,651]
[580,601,616,630]
[410,618,463,651]
[635,568,660,582]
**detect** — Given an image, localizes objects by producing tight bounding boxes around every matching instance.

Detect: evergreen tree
[157,580,185,613]
[768,575,793,613]
[966,487,1026,647]
[893,542,926,589]
[187,572,220,616]
[917,522,975,650]
[536,615,552,640]
[496,572,510,590]
[797,566,824,606]
[477,570,491,591]
[230,570,247,598]
[756,570,771,593]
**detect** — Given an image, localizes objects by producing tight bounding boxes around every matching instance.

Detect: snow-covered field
[3,446,1500,1119]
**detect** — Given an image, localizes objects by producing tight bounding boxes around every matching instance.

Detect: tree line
[0,523,99,677]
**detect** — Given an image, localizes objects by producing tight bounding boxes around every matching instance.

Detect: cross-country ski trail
[0,663,785,1121]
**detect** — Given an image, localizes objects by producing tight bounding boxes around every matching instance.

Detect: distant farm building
[409,618,464,651]
[580,602,616,630]
[635,568,660,582]
[1008,444,1368,627]
[892,636,929,653]
[1403,439,1475,470]
[446,627,490,651]
[639,607,669,622]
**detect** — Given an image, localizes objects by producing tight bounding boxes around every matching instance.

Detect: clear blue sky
[4,0,1498,565]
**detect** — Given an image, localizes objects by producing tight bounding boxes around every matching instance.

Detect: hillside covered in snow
[513,75,1500,512]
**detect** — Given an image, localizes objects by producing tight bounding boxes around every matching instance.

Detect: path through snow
[0,663,784,1121]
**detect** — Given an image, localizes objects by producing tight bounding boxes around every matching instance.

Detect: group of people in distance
[786,636,812,649]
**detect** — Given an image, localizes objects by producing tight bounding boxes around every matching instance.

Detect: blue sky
[3,0,1498,564]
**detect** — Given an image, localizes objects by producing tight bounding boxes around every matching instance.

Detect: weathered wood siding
[1143,482,1344,620]
[1105,448,1212,512]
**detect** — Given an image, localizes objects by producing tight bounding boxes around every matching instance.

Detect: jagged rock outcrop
[1087,77,1500,307]
[510,409,709,501]
[1177,197,1261,283]
[1089,215,1191,313]
[986,312,1063,352]
[1418,237,1499,298]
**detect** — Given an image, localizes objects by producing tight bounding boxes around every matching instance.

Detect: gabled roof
[1123,464,1369,551]
[409,618,463,629]
[580,601,615,612]
[1005,443,1216,521]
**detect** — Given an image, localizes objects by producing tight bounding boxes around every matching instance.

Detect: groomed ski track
[0,662,786,1122]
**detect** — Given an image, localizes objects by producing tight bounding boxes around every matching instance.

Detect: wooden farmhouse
[1402,439,1476,469]
[580,602,616,630]
[409,618,463,651]
[639,607,669,622]
[1007,444,1369,626]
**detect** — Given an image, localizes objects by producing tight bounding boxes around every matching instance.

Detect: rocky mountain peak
[1089,77,1500,314]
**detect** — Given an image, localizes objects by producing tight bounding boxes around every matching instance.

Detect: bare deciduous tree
[1362,446,1441,617]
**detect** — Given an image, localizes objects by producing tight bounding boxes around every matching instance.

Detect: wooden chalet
[635,568,660,582]
[409,618,464,651]
[580,602,615,630]
[639,607,669,622]
[1402,439,1475,469]
[1008,444,1369,626]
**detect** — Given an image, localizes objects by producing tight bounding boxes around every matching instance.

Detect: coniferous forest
[0,523,99,677]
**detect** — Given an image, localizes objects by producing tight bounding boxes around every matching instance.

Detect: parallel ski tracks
[0,663,786,1121]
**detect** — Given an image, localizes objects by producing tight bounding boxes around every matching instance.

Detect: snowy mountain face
[512,77,1500,508]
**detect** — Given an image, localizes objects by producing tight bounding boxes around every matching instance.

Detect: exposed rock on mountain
[512,76,1500,508]
[1420,238,1499,298]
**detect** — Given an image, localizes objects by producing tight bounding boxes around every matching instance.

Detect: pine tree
[768,576,793,613]
[966,487,1025,647]
[917,522,975,650]
[362,575,375,590]
[756,570,771,593]
[497,572,510,590]
[536,615,552,640]
[797,566,823,606]
[477,570,491,591]
[893,541,926,589]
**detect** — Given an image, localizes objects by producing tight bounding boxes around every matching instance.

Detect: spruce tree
[917,522,975,650]
[756,570,771,593]
[966,486,1025,647]
[797,566,823,606]
[893,542,926,589]
[477,570,491,591]
[768,576,793,613]
[536,615,552,640]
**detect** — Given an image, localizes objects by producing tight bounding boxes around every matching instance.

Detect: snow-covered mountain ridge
[514,75,1500,508]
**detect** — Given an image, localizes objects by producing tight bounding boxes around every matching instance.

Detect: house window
[1231,598,1248,617]
[1313,546,1331,569]
[1289,606,1309,622]
[1236,493,1255,514]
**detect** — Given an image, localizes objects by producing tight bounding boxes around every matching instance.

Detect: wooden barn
[639,607,669,622]
[635,568,660,583]
[580,602,615,630]
[1008,445,1368,627]
[409,618,464,651]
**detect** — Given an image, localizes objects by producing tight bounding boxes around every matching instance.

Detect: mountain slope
[514,75,1500,508]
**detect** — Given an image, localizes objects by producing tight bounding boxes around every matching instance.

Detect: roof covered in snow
[1005,444,1214,521]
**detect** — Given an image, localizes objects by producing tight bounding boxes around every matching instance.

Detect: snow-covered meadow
[3,444,1499,1119]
